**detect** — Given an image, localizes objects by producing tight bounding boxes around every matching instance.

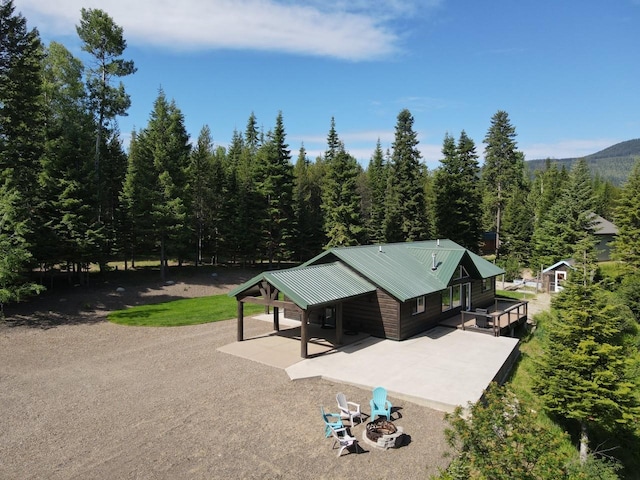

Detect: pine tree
[322,141,364,248]
[530,158,595,272]
[122,90,190,278]
[365,140,388,244]
[188,125,216,265]
[481,110,525,256]
[0,0,48,300]
[38,41,97,280]
[0,0,45,254]
[120,128,156,267]
[443,384,573,479]
[292,145,324,260]
[325,117,340,163]
[611,159,640,271]
[529,160,568,231]
[0,186,44,315]
[76,8,135,269]
[385,109,429,242]
[434,131,482,251]
[499,186,533,268]
[535,240,640,463]
[76,8,135,180]
[255,112,294,267]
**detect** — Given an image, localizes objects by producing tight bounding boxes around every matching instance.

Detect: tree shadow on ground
[2,265,258,330]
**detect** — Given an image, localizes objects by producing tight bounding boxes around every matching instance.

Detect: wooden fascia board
[238,295,303,312]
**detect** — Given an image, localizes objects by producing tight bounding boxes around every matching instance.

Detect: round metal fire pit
[362,418,404,449]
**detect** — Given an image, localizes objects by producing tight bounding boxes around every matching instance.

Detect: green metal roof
[304,239,505,302]
[229,240,504,308]
[228,262,376,309]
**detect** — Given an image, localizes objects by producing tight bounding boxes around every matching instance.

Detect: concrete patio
[218,314,520,412]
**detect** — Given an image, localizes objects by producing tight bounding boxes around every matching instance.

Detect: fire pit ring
[362,418,404,449]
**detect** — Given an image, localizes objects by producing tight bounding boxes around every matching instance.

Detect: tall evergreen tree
[0,0,45,297]
[0,186,44,315]
[434,131,482,251]
[384,109,429,242]
[122,90,190,278]
[611,159,640,272]
[325,116,340,163]
[535,240,640,463]
[76,8,135,267]
[38,41,97,280]
[292,145,324,260]
[499,185,533,270]
[244,111,260,154]
[443,384,574,479]
[530,158,595,272]
[255,112,294,267]
[365,140,388,244]
[76,8,135,178]
[529,160,568,231]
[322,141,364,248]
[481,110,525,256]
[120,129,153,267]
[188,125,216,265]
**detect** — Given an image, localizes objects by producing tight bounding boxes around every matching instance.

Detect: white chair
[336,392,363,426]
[329,426,359,457]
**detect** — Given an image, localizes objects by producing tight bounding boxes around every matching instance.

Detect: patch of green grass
[108,294,264,327]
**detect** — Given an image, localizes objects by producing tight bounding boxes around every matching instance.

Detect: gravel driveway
[0,270,451,479]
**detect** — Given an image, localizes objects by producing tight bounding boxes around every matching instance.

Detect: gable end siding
[472,277,495,308]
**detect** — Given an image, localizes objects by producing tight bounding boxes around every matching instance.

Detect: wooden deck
[440,298,529,337]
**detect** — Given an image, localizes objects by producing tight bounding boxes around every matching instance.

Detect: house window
[442,287,452,311]
[454,265,469,280]
[452,284,462,308]
[412,296,425,315]
[482,278,492,292]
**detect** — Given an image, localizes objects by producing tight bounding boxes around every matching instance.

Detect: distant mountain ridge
[527,138,640,186]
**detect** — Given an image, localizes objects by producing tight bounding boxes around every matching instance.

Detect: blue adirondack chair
[370,386,392,421]
[320,405,344,438]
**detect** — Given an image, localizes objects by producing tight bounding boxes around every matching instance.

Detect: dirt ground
[0,267,452,479]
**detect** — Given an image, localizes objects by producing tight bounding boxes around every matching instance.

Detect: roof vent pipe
[432,252,437,270]
[437,239,440,247]
[378,245,383,253]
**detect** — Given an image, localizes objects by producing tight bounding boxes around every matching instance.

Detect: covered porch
[229,262,377,358]
[440,297,529,337]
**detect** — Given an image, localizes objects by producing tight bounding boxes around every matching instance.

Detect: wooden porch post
[237,300,244,342]
[274,306,280,332]
[301,310,309,358]
[335,303,343,345]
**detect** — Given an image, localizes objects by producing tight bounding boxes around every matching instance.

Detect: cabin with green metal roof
[229,239,507,358]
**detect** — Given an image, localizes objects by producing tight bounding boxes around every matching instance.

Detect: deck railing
[460,298,528,337]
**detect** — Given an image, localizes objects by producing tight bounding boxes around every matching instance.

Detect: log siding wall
[290,274,500,341]
[343,289,399,340]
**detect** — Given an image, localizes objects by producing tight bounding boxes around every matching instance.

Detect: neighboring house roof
[228,261,376,309]
[304,239,505,302]
[230,240,505,308]
[589,213,618,236]
[542,259,575,274]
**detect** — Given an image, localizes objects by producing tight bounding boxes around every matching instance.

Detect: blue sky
[15,0,640,168]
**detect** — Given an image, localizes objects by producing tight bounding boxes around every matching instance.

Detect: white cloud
[15,0,435,60]
[521,138,619,160]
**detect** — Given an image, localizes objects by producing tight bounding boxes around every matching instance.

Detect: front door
[555,271,567,292]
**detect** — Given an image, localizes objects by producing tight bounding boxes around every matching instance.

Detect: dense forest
[2,2,640,478]
[527,138,640,186]
[0,1,628,285]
